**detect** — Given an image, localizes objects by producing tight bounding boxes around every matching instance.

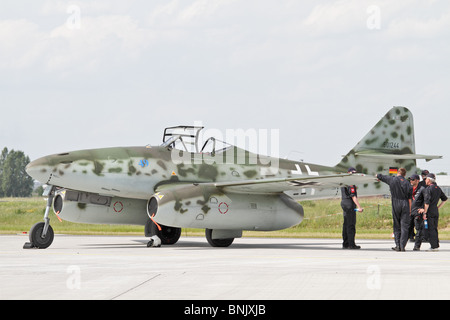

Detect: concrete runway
[1,234,450,300]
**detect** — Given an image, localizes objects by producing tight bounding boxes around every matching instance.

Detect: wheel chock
[23,242,35,249]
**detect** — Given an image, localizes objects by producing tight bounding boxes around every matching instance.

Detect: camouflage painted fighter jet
[25,107,441,248]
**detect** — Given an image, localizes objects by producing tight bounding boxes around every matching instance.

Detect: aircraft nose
[26,157,52,183]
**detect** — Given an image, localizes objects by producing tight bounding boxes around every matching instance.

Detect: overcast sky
[1,0,449,174]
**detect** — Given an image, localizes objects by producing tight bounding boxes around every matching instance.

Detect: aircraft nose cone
[26,157,52,183]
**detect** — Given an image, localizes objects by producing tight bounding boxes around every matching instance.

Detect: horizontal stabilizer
[355,152,442,162]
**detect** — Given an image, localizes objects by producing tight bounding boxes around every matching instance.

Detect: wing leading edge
[205,173,377,194]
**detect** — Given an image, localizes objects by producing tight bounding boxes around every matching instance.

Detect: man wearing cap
[409,174,426,250]
[419,170,429,189]
[376,167,413,251]
[418,169,430,242]
[341,167,363,249]
[419,173,447,251]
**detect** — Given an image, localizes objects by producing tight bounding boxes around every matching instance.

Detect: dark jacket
[424,183,448,217]
[411,186,425,217]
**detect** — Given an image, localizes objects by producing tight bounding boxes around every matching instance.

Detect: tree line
[0,147,34,197]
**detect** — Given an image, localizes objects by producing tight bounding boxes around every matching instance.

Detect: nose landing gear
[23,186,56,249]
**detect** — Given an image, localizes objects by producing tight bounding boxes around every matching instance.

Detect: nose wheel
[24,222,54,249]
[23,186,56,249]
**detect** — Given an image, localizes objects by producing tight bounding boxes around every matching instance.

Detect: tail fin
[335,106,441,175]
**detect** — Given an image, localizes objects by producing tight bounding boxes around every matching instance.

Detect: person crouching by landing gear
[341,167,364,249]
[409,174,426,251]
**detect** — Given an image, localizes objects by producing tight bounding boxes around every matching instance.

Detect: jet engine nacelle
[147,185,304,231]
[53,189,148,225]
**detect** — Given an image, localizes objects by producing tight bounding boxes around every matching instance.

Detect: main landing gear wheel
[205,229,234,247]
[145,220,181,245]
[27,222,54,249]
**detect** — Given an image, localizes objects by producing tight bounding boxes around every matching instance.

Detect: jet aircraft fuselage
[24,107,441,248]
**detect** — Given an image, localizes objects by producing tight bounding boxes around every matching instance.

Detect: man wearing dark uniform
[409,174,426,251]
[377,168,413,251]
[341,167,363,249]
[409,171,428,240]
[420,173,447,251]
[418,170,430,242]
[418,170,429,189]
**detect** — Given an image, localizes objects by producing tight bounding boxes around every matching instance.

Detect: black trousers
[341,200,356,247]
[413,216,425,248]
[392,199,411,249]
[408,215,415,239]
[427,212,439,249]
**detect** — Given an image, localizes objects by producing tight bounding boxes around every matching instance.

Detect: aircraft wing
[207,173,377,194]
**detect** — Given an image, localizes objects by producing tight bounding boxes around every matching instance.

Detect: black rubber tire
[29,222,54,249]
[146,220,181,245]
[205,229,234,247]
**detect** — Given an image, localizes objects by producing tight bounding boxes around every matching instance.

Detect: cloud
[0,0,244,77]
[1,0,450,172]
[148,0,238,26]
[0,19,47,69]
[0,17,152,84]
[40,0,137,16]
[47,15,150,72]
[302,0,370,36]
[387,10,450,38]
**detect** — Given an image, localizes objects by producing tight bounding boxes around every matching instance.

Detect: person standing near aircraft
[417,170,430,242]
[341,167,363,249]
[419,170,429,189]
[408,171,428,241]
[419,173,447,251]
[376,168,413,251]
[409,174,426,250]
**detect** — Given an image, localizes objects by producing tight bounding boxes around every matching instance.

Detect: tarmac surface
[1,234,450,300]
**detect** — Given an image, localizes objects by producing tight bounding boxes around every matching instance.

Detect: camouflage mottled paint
[336,107,416,173]
[334,107,417,192]
[26,107,429,229]
[151,184,303,231]
[27,143,339,201]
[56,191,149,226]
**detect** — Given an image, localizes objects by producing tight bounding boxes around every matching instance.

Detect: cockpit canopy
[161,126,203,153]
[160,126,233,155]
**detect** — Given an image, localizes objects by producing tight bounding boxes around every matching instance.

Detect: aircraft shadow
[173,241,391,251]
[78,238,443,252]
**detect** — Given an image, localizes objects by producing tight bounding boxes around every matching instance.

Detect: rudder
[335,106,417,175]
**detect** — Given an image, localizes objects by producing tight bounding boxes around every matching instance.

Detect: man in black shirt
[418,170,429,189]
[419,173,447,251]
[341,167,363,249]
[377,168,413,251]
[418,169,430,242]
